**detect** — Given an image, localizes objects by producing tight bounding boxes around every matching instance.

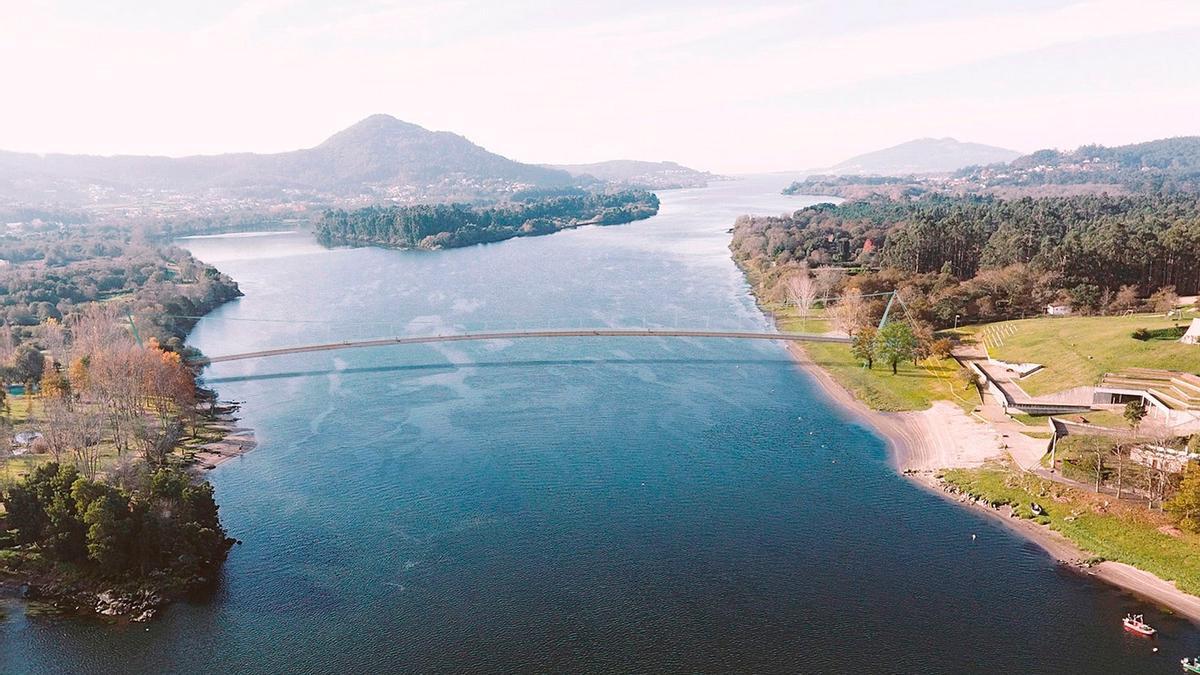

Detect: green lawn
[943,465,1200,596]
[762,299,975,412]
[963,312,1200,397]
[804,341,976,412]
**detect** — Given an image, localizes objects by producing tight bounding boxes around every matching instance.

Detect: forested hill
[731,194,1200,326]
[956,137,1200,194]
[316,189,660,250]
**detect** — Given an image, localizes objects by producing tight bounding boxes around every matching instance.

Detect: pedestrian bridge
[191,328,850,365]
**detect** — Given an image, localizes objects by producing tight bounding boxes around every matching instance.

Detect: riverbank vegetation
[759,290,971,412]
[732,193,1200,329]
[1,223,242,620]
[942,464,1200,596]
[316,189,660,250]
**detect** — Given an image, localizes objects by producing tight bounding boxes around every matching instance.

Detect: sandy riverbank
[190,406,257,472]
[785,341,1200,625]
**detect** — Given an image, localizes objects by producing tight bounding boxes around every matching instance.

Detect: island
[314,189,660,250]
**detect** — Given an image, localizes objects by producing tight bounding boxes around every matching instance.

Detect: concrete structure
[1045,304,1072,316]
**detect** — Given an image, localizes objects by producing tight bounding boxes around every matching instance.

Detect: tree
[875,322,918,375]
[40,361,70,401]
[957,367,984,402]
[1149,285,1180,313]
[829,288,870,337]
[785,266,819,327]
[1110,443,1131,499]
[1110,284,1139,313]
[851,326,877,369]
[1168,461,1200,532]
[930,338,954,359]
[813,267,845,307]
[11,344,45,396]
[1124,399,1148,433]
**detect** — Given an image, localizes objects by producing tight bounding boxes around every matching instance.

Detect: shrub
[1131,327,1152,341]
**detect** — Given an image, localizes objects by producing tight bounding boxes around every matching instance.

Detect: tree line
[315,189,660,250]
[0,222,241,350]
[732,193,1200,327]
[3,461,233,580]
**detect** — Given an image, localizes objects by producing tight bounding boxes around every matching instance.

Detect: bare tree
[813,267,845,308]
[829,288,870,337]
[36,319,69,367]
[41,399,76,463]
[785,265,819,327]
[69,407,105,479]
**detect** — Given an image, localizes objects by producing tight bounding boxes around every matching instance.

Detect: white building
[1182,318,1200,345]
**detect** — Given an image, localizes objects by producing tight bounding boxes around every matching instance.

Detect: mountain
[823,138,1021,175]
[546,159,721,189]
[0,115,574,206]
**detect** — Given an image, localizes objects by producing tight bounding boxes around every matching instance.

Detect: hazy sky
[3,0,1200,173]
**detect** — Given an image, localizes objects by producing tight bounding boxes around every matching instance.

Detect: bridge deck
[193,328,849,365]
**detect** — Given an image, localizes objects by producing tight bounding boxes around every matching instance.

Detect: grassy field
[963,312,1200,397]
[943,465,1200,596]
[804,341,976,413]
[763,300,976,412]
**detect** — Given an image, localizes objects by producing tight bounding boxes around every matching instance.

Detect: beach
[786,341,1200,625]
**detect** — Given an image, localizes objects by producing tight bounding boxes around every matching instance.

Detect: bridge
[191,328,850,365]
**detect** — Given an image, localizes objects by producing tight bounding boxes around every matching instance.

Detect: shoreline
[784,341,1200,625]
[190,403,258,473]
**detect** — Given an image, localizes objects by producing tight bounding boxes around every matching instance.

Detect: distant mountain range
[0,114,575,206]
[819,138,1021,175]
[786,136,1200,199]
[546,160,721,189]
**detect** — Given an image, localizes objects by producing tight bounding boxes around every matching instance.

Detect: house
[1046,304,1072,316]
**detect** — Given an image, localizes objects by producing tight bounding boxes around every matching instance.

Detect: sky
[2,0,1200,173]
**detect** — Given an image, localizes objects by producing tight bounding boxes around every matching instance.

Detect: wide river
[3,177,1197,672]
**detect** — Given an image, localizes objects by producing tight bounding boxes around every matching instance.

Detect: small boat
[1123,613,1156,637]
[1183,657,1200,673]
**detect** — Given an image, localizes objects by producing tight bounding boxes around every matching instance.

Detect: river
[2,176,1196,673]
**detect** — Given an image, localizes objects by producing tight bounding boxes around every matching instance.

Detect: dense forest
[3,462,234,591]
[315,189,660,249]
[782,175,930,200]
[0,223,242,351]
[731,193,1200,326]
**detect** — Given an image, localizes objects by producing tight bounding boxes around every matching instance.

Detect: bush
[1132,327,1152,341]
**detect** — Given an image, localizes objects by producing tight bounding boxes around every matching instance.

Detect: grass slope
[965,312,1200,397]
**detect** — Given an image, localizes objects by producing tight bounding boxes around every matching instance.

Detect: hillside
[823,138,1020,175]
[957,136,1200,193]
[0,114,574,205]
[547,160,720,189]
